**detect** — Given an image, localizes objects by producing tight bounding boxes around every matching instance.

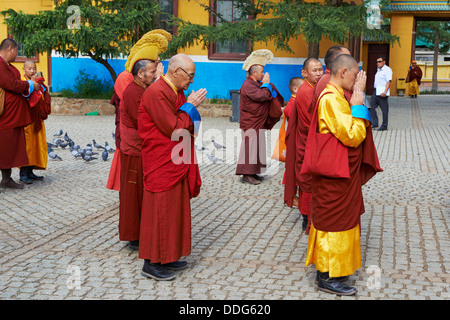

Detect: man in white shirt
[370,56,392,131]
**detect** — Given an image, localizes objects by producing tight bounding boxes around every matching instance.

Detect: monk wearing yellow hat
[116,30,170,250]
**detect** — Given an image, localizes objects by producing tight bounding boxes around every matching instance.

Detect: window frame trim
[207,0,251,61]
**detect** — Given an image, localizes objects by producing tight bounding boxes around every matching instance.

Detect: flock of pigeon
[47,129,115,162]
[196,139,226,164]
[47,129,226,165]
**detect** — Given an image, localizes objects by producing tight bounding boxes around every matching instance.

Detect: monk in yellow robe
[302,54,382,296]
[20,61,51,183]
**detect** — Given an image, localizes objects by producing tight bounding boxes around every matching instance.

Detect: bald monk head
[302,57,323,85]
[0,38,19,63]
[166,53,195,91]
[330,54,360,92]
[330,54,365,106]
[23,60,37,79]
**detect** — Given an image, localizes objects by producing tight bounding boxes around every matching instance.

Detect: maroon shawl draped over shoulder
[138,77,201,199]
[0,57,31,130]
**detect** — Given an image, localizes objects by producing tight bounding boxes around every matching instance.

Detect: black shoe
[162,260,189,271]
[28,170,44,180]
[371,125,378,128]
[317,271,357,296]
[128,240,139,250]
[0,178,25,189]
[19,167,32,184]
[141,260,176,281]
[252,174,264,181]
[315,272,349,284]
[302,215,308,231]
[242,175,261,185]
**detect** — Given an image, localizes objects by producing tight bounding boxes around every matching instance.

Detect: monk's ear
[340,67,348,79]
[301,69,307,79]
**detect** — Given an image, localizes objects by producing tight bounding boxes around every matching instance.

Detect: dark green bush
[59,70,114,99]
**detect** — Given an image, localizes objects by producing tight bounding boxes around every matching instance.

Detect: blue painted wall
[52,56,305,101]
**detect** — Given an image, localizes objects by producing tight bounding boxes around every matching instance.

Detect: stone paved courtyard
[0,95,449,304]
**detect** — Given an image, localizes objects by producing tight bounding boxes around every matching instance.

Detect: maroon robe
[138,76,201,264]
[118,81,145,241]
[236,78,272,175]
[408,66,422,85]
[295,80,315,192]
[307,85,382,232]
[0,56,31,169]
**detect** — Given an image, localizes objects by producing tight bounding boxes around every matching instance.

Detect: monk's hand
[350,87,364,106]
[354,70,367,92]
[30,75,40,91]
[262,72,270,84]
[187,88,207,107]
[156,62,164,79]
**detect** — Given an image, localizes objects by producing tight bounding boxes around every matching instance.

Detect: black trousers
[369,94,389,129]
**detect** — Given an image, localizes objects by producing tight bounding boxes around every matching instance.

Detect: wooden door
[366,44,390,95]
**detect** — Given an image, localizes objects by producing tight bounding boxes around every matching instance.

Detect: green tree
[416,21,450,92]
[169,0,399,59]
[1,0,161,82]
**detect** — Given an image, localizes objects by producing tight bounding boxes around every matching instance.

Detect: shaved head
[330,54,358,75]
[166,53,196,91]
[0,38,18,51]
[168,53,194,72]
[23,60,37,79]
[23,60,36,68]
[324,45,351,69]
[303,57,321,71]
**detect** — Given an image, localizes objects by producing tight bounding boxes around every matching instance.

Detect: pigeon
[53,138,64,146]
[102,149,109,161]
[82,152,97,162]
[64,132,72,142]
[48,148,62,161]
[206,153,223,163]
[195,144,207,151]
[93,139,105,150]
[47,142,58,149]
[70,146,82,158]
[58,141,69,149]
[53,129,63,137]
[212,139,226,149]
[105,141,115,153]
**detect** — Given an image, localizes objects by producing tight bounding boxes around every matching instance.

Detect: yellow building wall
[389,14,415,96]
[177,0,351,59]
[0,0,52,83]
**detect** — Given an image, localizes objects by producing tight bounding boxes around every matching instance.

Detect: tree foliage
[1,0,161,82]
[416,21,450,91]
[169,0,399,58]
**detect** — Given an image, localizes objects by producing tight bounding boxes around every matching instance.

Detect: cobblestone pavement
[0,95,449,302]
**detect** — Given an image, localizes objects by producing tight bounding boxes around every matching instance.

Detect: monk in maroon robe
[236,64,279,185]
[0,39,38,189]
[303,54,382,296]
[119,59,159,250]
[138,54,206,281]
[293,58,323,233]
[285,46,351,209]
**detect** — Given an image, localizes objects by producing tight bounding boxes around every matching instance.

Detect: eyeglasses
[376,60,384,63]
[178,67,195,79]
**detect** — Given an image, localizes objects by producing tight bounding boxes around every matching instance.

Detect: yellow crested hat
[242,49,274,71]
[125,30,170,72]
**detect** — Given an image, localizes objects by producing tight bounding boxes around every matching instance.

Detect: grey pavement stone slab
[0,95,449,301]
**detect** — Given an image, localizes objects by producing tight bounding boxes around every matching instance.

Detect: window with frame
[159,0,178,35]
[7,30,39,62]
[208,0,249,60]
